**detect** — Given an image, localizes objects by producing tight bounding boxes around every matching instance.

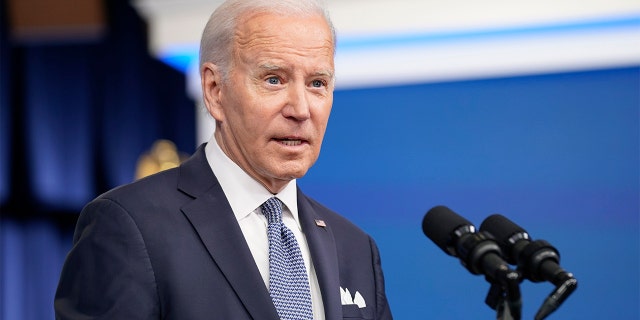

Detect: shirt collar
[204,135,299,223]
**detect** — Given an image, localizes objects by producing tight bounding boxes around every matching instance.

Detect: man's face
[202,12,335,193]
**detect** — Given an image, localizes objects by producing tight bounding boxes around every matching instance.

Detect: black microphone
[480,214,577,320]
[422,206,522,319]
[422,206,515,285]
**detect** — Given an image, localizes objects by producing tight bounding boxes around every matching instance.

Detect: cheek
[233,116,262,143]
[222,95,262,134]
[314,103,333,132]
[318,93,333,117]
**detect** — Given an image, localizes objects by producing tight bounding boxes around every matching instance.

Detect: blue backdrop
[300,66,639,319]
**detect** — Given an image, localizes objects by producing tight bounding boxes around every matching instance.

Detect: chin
[284,170,308,180]
[278,157,314,174]
[277,166,310,180]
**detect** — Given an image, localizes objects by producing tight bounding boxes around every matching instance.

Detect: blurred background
[1,0,638,319]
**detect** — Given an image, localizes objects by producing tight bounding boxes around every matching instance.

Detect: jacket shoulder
[98,167,182,204]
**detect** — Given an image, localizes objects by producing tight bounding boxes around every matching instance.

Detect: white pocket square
[340,286,366,308]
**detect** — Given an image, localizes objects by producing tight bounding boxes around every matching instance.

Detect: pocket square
[340,286,366,308]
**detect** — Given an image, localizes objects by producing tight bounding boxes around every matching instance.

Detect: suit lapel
[177,145,279,320]
[297,189,342,319]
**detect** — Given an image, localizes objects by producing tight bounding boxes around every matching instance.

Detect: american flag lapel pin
[315,219,326,228]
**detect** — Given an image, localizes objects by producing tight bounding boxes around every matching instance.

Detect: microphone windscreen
[422,205,472,254]
[480,214,527,243]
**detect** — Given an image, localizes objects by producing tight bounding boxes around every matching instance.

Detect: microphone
[422,205,518,286]
[422,206,522,319]
[480,214,577,320]
[422,206,522,312]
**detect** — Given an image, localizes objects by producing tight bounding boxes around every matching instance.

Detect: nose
[282,82,311,121]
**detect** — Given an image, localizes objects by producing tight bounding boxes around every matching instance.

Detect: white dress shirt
[204,136,325,320]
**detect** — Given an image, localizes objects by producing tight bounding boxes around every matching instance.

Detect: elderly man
[54,0,393,319]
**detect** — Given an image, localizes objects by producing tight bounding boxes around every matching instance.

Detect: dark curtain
[0,0,196,319]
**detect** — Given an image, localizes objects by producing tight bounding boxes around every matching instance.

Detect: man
[55,0,393,319]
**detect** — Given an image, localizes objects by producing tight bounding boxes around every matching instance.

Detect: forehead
[233,11,335,63]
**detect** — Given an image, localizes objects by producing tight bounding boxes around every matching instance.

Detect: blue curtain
[0,0,195,319]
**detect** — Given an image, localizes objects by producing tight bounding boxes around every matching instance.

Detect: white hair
[199,0,336,81]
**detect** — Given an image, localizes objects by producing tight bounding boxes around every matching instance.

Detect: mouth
[274,137,307,146]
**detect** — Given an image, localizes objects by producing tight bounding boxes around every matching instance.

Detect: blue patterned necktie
[261,197,313,320]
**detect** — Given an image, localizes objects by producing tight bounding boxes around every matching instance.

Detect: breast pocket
[342,304,373,319]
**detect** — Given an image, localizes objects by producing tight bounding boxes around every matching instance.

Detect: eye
[266,76,281,85]
[311,79,325,88]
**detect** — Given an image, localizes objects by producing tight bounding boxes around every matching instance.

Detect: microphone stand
[484,267,522,320]
[450,227,523,320]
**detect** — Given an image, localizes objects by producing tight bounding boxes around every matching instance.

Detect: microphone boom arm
[534,267,578,320]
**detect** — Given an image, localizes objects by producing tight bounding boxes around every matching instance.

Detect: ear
[201,62,225,122]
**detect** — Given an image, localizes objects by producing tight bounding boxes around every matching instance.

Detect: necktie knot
[261,197,283,225]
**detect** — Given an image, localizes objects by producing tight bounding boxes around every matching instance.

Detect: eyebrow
[259,63,282,71]
[314,70,334,78]
[258,63,334,79]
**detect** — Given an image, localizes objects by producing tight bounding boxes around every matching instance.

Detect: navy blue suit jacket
[55,144,392,319]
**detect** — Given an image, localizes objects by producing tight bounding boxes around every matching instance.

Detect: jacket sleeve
[370,236,393,320]
[54,198,159,320]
